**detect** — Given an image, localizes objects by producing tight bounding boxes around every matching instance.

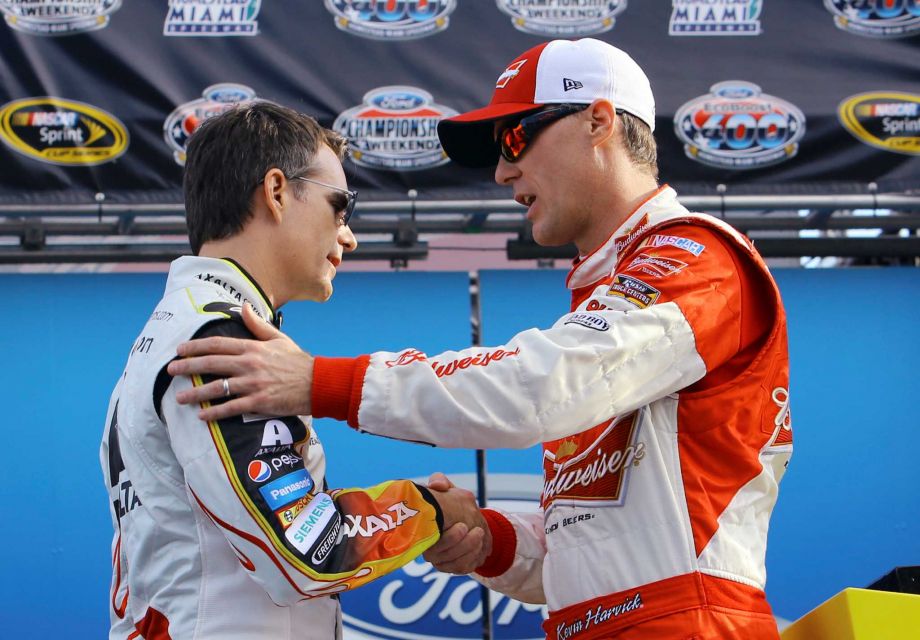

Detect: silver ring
[221,378,231,398]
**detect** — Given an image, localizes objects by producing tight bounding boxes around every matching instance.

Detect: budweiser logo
[384,347,521,378]
[543,414,645,508]
[611,215,649,255]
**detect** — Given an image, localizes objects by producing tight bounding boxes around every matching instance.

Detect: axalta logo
[343,502,418,538]
[247,460,271,483]
[0,97,128,165]
[261,420,294,447]
[674,81,805,170]
[838,92,920,155]
[334,86,457,171]
[341,473,547,639]
[669,0,762,36]
[824,0,920,38]
[496,0,627,36]
[542,413,645,509]
[163,84,259,165]
[164,0,261,36]
[324,0,456,40]
[1,0,121,36]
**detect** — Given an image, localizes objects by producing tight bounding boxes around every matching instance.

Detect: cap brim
[438,102,543,168]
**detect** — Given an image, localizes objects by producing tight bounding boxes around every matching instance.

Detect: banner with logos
[0,0,918,208]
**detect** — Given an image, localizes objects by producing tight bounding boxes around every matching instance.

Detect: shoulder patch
[608,275,661,309]
[648,234,706,256]
[625,253,688,278]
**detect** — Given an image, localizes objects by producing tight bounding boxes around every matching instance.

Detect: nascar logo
[334,86,457,171]
[674,81,805,170]
[824,0,920,38]
[163,83,259,165]
[0,0,122,36]
[838,91,920,155]
[496,0,627,36]
[324,0,456,40]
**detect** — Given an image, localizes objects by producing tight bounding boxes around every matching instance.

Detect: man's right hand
[424,473,492,575]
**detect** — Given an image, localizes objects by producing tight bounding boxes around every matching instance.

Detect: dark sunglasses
[496,103,590,163]
[258,174,358,226]
[289,176,357,227]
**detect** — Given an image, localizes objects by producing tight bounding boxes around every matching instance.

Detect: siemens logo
[286,493,337,554]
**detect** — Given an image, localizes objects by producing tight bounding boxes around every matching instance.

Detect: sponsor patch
[824,0,920,38]
[261,420,293,447]
[0,97,128,166]
[495,0,627,36]
[564,313,610,332]
[649,234,706,256]
[333,86,457,171]
[164,0,260,36]
[310,516,343,565]
[838,92,920,156]
[496,60,527,89]
[259,470,314,511]
[674,81,805,169]
[342,501,419,538]
[607,275,661,309]
[247,460,271,483]
[0,0,122,36]
[626,253,688,278]
[163,84,259,165]
[285,493,337,553]
[430,347,520,378]
[669,0,762,36]
[324,0,456,40]
[276,495,310,527]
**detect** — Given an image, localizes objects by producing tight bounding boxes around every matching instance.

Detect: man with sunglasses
[169,40,790,639]
[101,101,487,640]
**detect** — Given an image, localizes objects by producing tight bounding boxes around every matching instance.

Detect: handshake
[424,472,493,575]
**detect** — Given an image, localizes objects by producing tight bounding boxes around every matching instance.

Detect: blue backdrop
[0,267,917,638]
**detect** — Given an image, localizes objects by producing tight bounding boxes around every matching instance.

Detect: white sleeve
[473,510,546,605]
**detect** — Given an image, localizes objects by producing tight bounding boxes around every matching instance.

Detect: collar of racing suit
[164,255,282,328]
[566,184,689,290]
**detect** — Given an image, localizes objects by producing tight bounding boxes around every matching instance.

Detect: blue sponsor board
[259,469,314,510]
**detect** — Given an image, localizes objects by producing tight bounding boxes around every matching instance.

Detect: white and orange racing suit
[101,256,443,640]
[312,186,792,639]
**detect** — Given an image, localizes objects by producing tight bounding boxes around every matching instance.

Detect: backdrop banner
[1,1,918,207]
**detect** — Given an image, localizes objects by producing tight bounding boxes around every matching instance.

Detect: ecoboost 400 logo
[0,97,128,165]
[825,0,920,38]
[334,86,457,171]
[674,81,805,170]
[324,0,456,40]
[496,0,627,36]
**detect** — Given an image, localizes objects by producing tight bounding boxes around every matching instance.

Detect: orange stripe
[543,572,772,640]
[134,607,171,640]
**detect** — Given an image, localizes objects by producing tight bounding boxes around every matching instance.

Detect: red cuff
[311,355,371,428]
[475,508,517,578]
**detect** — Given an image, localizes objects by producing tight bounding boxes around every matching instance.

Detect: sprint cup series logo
[334,86,457,171]
[669,0,762,36]
[341,474,546,639]
[325,0,456,40]
[674,81,805,170]
[164,0,261,36]
[0,97,128,165]
[496,0,627,36]
[0,0,121,35]
[825,0,920,38]
[838,92,920,155]
[164,84,259,165]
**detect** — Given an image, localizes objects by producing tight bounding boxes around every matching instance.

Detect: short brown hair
[183,101,345,254]
[620,112,658,180]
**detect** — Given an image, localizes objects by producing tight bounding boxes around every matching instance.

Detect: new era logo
[563,78,583,92]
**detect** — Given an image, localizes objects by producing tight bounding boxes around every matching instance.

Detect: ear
[587,99,616,148]
[259,168,287,225]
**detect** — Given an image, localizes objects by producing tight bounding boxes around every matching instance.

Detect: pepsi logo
[247,460,271,483]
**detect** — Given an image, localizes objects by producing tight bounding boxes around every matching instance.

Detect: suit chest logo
[542,413,645,509]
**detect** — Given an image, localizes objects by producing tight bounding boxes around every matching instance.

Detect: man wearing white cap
[169,39,791,639]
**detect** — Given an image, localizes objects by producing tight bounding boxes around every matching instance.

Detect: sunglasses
[289,176,358,227]
[496,103,590,163]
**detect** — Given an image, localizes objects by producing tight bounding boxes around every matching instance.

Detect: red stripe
[475,509,517,578]
[134,607,171,640]
[111,533,129,619]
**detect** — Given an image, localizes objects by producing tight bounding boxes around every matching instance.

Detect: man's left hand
[167,303,313,421]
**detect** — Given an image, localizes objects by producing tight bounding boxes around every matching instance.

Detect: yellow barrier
[781,588,920,640]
